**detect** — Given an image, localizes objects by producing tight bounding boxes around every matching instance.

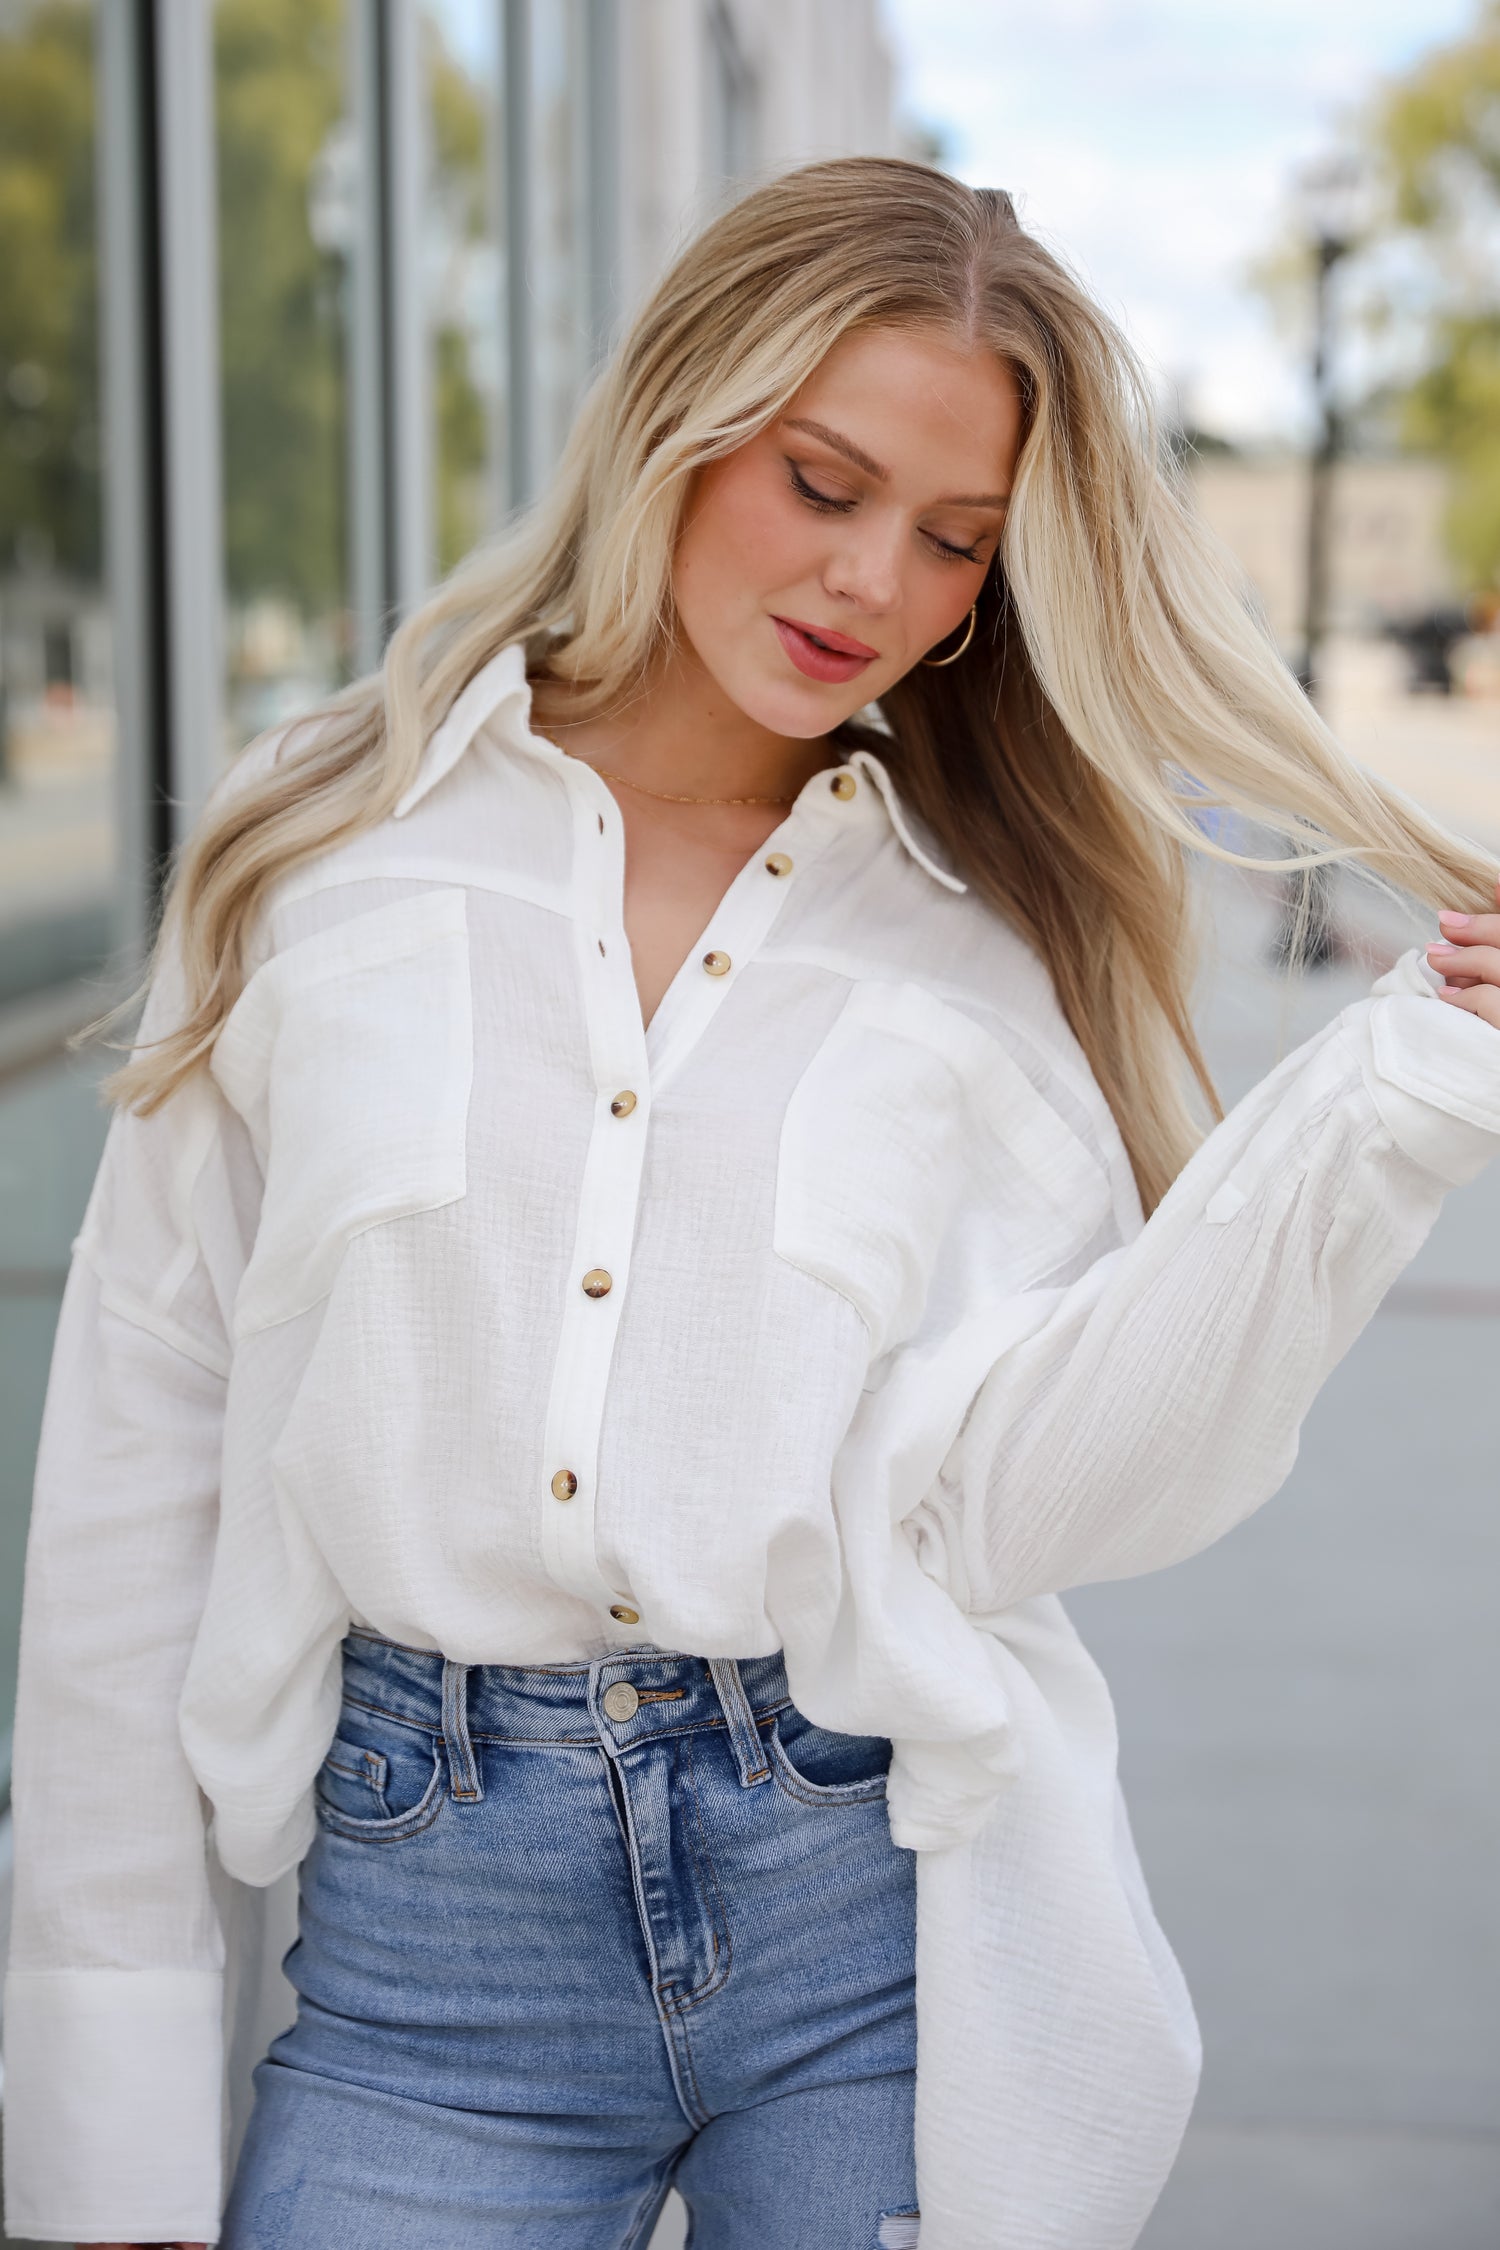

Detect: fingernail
[1428,943,1459,957]
[1438,910,1471,928]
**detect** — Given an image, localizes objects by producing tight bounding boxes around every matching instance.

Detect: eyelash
[785,460,986,565]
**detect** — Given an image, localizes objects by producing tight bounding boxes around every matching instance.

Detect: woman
[4,158,1498,2250]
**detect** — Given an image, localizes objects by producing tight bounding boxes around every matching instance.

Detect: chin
[730,658,866,739]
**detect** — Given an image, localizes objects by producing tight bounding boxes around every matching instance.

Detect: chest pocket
[211,889,473,1336]
[773,980,1109,1360]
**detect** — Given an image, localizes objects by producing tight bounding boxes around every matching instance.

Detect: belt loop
[708,1657,769,1787]
[441,1658,483,1801]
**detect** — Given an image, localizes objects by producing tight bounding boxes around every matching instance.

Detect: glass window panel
[0,0,118,1009]
[0,0,116,1791]
[530,0,588,484]
[215,0,354,750]
[423,0,507,572]
[708,2,758,181]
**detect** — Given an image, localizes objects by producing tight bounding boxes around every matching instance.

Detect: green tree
[1371,1,1500,589]
[215,0,490,621]
[215,0,350,620]
[0,0,99,582]
[0,0,491,636]
[427,23,489,576]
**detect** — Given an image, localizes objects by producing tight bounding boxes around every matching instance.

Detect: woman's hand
[1427,878,1500,1027]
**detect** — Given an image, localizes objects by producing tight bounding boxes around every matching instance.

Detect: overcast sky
[881,0,1477,443]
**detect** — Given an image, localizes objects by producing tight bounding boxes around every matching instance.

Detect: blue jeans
[221,1630,920,2248]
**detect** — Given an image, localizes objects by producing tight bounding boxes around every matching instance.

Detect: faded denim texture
[220,1629,920,2249]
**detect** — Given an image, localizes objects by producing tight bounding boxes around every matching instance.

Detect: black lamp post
[1299,154,1368,703]
[1274,154,1369,969]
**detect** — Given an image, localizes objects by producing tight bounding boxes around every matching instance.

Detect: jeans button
[602,1681,640,1722]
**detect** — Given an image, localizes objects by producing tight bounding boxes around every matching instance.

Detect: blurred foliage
[215,0,351,619]
[1371,0,1500,589]
[217,0,490,624]
[1398,316,1500,591]
[427,26,491,575]
[0,0,490,625]
[0,0,100,583]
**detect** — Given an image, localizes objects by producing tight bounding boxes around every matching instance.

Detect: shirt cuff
[1350,946,1500,1186]
[2,1965,224,2243]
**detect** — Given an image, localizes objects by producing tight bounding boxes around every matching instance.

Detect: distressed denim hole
[877,2212,920,2249]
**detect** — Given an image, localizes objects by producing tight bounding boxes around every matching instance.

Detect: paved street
[1076,855,1500,2250]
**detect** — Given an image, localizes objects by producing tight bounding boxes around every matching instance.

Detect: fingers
[1434,911,1500,949]
[1436,981,1500,1030]
[1428,884,1500,1028]
[1433,873,1500,949]
[1427,940,1500,986]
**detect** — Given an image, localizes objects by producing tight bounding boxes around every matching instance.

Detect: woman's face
[671,324,1023,738]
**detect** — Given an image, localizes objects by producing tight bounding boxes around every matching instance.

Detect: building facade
[1188,451,1457,654]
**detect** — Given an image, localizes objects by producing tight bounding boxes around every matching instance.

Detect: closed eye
[787,459,856,515]
[930,531,986,564]
[786,460,992,565]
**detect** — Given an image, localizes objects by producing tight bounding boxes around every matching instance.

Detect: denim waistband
[339,1628,795,1790]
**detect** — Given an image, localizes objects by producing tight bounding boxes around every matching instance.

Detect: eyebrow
[781,416,1011,510]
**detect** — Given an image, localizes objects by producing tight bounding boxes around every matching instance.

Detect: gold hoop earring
[920,603,978,668]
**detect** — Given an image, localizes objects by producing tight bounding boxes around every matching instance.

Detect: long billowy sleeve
[943,951,1500,1614]
[1,945,262,2246]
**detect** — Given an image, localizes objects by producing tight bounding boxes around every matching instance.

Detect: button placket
[539,770,653,1622]
[643,797,833,1098]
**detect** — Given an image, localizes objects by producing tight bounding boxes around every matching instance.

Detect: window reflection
[0,0,115,1792]
[423,0,505,572]
[530,0,587,487]
[0,0,116,1010]
[215,0,352,749]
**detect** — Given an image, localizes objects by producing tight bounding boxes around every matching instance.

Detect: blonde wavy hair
[98,155,1494,1213]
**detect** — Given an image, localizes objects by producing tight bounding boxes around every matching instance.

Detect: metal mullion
[582,0,619,367]
[383,0,433,615]
[96,0,170,951]
[348,2,392,676]
[503,0,534,508]
[349,2,433,668]
[153,0,226,845]
[482,0,511,530]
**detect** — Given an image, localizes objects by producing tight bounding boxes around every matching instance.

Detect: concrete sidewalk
[1068,860,1500,2249]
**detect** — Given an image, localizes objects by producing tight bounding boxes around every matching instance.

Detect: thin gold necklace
[583,759,797,809]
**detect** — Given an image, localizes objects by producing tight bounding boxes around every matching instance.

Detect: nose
[823,522,904,618]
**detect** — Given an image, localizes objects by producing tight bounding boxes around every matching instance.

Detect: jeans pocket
[768,1707,891,1807]
[314,1706,446,1840]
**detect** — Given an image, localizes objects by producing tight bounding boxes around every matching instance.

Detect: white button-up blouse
[6,638,1500,2250]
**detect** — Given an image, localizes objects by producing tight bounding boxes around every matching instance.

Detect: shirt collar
[392,641,532,819]
[393,640,967,895]
[846,744,966,893]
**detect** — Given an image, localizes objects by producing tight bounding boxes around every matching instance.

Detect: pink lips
[771,615,879,684]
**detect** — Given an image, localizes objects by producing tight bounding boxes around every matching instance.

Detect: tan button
[609,1603,640,1625]
[602,1680,640,1722]
[830,771,857,800]
[610,1090,638,1118]
[764,852,793,878]
[550,1468,578,1501]
[702,950,731,976]
[582,1268,613,1298]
